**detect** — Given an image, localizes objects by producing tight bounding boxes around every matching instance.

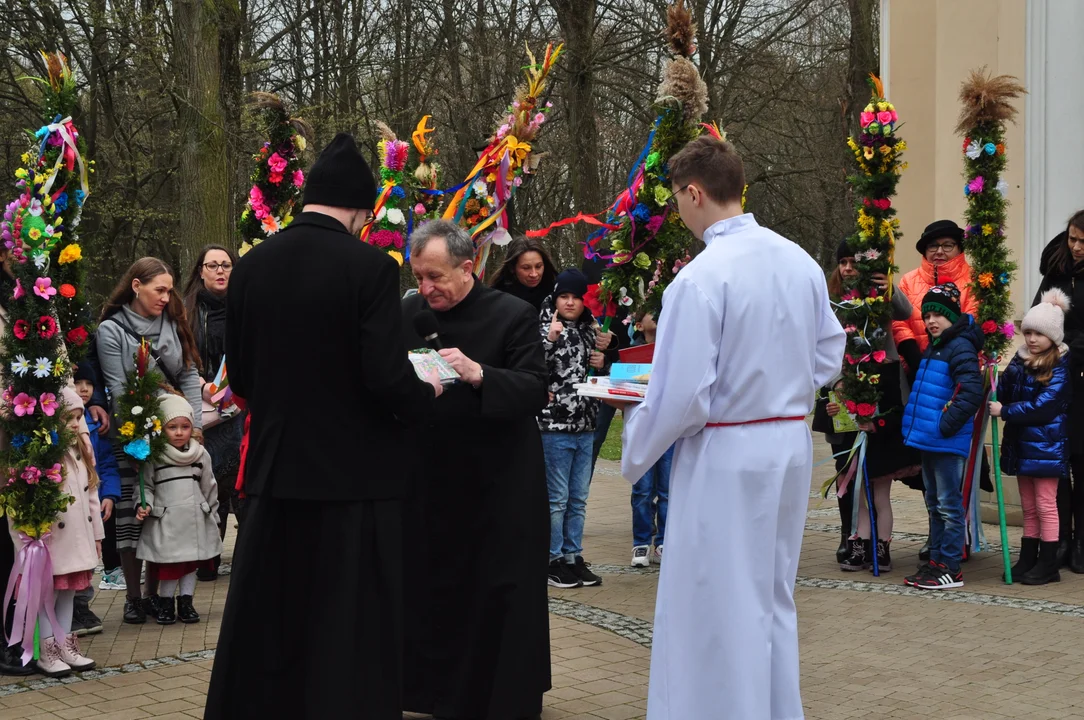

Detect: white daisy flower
[33,357,53,379]
[10,355,30,377]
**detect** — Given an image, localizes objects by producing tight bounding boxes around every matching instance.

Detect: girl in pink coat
[11,387,105,677]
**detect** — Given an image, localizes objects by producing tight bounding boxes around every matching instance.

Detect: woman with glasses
[892,220,979,383]
[1033,210,1084,571]
[182,245,244,580]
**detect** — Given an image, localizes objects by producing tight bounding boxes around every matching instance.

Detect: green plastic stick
[990,366,1012,584]
[589,315,614,378]
[33,621,39,661]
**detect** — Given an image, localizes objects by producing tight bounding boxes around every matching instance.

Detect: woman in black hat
[1033,210,1084,571]
[892,220,979,383]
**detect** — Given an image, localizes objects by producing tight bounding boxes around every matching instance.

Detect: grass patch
[599,412,624,462]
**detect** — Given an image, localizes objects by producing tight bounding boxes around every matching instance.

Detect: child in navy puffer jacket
[990,289,1073,586]
[902,282,984,590]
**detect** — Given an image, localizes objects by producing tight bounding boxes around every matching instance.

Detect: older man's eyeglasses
[203,262,233,273]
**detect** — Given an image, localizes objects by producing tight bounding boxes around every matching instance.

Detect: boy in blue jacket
[71,364,122,635]
[901,283,984,590]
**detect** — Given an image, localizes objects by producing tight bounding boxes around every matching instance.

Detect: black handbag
[811,388,834,435]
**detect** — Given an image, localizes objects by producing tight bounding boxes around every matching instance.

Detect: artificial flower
[13,393,35,416]
[982,320,998,334]
[261,216,281,234]
[856,403,876,417]
[631,203,651,223]
[131,405,144,416]
[386,208,405,226]
[996,179,1009,198]
[33,357,53,378]
[876,111,893,125]
[371,229,403,249]
[152,418,162,434]
[859,111,875,128]
[982,224,994,236]
[633,253,652,270]
[967,176,985,195]
[267,152,288,174]
[45,464,62,483]
[10,355,29,376]
[124,438,151,461]
[868,374,881,385]
[872,350,886,363]
[27,227,41,243]
[472,180,488,197]
[978,272,994,288]
[999,272,1010,285]
[65,326,88,346]
[845,400,858,413]
[119,421,136,438]
[388,251,404,266]
[391,186,406,199]
[33,277,56,299]
[1001,322,1016,339]
[27,199,42,217]
[646,215,665,235]
[10,434,28,449]
[13,319,28,340]
[37,315,57,339]
[653,185,673,207]
[53,358,64,377]
[984,143,996,155]
[58,243,81,265]
[863,146,874,160]
[414,203,426,215]
[32,252,47,270]
[295,135,306,152]
[269,171,284,185]
[59,283,76,298]
[21,467,41,485]
[293,169,305,187]
[533,112,545,125]
[39,393,58,417]
[965,140,982,160]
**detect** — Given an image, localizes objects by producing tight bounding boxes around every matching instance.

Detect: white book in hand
[409,349,461,385]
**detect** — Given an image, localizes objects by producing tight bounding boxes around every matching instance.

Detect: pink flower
[371,229,403,248]
[13,279,23,300]
[13,393,35,416]
[497,124,510,139]
[293,170,305,187]
[1001,322,1016,339]
[267,153,288,174]
[968,176,985,194]
[841,290,859,302]
[872,350,886,363]
[21,467,41,485]
[269,171,284,185]
[869,288,879,298]
[249,185,264,206]
[859,111,875,128]
[872,198,891,211]
[513,176,523,187]
[45,464,62,483]
[33,277,56,300]
[39,392,58,416]
[414,203,426,215]
[384,141,409,171]
[646,215,665,235]
[876,111,893,125]
[2,386,12,404]
[534,113,545,124]
[890,110,898,123]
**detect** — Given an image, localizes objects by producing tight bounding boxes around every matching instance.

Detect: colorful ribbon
[527,212,623,239]
[38,116,89,200]
[4,533,64,665]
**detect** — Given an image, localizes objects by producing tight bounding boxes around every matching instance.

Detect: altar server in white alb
[618,135,845,720]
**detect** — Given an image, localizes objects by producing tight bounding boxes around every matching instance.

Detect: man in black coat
[401,220,551,720]
[205,133,442,720]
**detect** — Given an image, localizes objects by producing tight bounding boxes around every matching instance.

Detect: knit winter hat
[1022,289,1072,347]
[301,133,378,210]
[60,386,84,414]
[921,282,962,323]
[553,269,589,300]
[73,362,95,386]
[158,394,195,426]
[836,239,853,264]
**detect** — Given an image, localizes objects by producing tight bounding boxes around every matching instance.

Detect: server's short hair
[668,136,746,206]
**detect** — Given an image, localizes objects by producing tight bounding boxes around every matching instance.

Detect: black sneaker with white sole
[547,560,582,589]
[912,562,963,590]
[571,556,602,587]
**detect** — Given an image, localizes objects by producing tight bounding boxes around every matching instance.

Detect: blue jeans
[543,431,594,562]
[632,445,673,547]
[922,451,966,570]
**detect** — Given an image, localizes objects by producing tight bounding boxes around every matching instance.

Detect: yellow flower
[27,228,41,241]
[877,102,888,111]
[388,250,404,266]
[58,243,82,265]
[979,272,994,288]
[869,374,881,385]
[982,224,994,236]
[119,421,136,438]
[14,168,28,180]
[152,418,162,433]
[879,145,892,155]
[20,153,30,164]
[846,137,858,152]
[894,141,907,153]
[857,211,874,233]
[863,146,874,160]
[295,135,307,152]
[53,359,65,377]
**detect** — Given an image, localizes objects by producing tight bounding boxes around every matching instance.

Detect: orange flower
[59,284,76,298]
[978,272,994,288]
[479,207,490,218]
[996,143,1005,155]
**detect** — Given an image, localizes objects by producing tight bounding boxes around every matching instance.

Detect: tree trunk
[174,0,231,268]
[845,0,877,135]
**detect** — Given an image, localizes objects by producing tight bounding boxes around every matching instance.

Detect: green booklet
[829,390,859,433]
[408,349,460,385]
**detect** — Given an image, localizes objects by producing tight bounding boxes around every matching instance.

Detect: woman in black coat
[1034,210,1084,571]
[489,236,559,312]
[182,244,244,579]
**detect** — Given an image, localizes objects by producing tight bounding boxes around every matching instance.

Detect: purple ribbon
[4,532,64,665]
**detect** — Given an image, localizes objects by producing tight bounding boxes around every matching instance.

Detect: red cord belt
[706,416,806,427]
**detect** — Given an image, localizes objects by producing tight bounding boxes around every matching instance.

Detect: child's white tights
[37,589,75,640]
[159,571,197,598]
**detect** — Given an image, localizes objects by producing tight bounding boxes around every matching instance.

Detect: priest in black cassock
[401,219,551,720]
[206,134,442,720]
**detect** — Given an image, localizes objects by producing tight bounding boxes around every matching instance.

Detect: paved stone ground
[3,434,1084,719]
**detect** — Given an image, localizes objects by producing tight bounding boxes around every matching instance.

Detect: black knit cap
[916,219,965,254]
[553,269,588,299]
[836,239,853,264]
[301,133,378,210]
[921,282,962,323]
[73,362,95,386]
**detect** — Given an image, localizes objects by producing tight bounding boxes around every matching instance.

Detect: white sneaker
[631,545,650,567]
[57,635,96,671]
[217,562,232,576]
[99,567,126,591]
[35,637,72,678]
[651,545,663,564]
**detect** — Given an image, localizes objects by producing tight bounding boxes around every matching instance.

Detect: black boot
[839,538,870,571]
[123,596,147,624]
[142,594,161,619]
[72,593,103,636]
[177,595,200,624]
[835,532,849,564]
[1070,537,1084,574]
[0,643,34,676]
[872,539,892,572]
[1007,537,1040,581]
[156,596,177,625]
[1022,540,1062,585]
[1056,534,1071,568]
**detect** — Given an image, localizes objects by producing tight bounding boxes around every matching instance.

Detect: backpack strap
[101,316,183,391]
